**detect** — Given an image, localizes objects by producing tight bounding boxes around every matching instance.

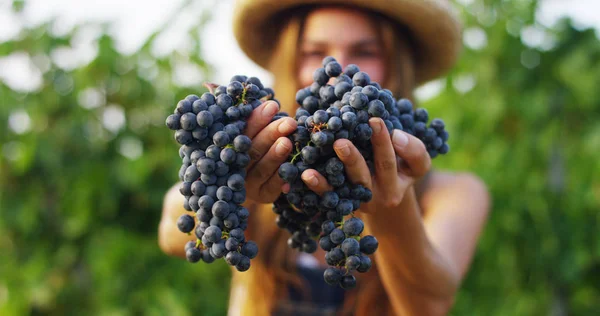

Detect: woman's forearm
[362,187,459,315]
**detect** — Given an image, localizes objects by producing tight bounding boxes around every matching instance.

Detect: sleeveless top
[272,253,346,316]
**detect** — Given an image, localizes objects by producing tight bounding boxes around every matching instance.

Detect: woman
[159,0,490,315]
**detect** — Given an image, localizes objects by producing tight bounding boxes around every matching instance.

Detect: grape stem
[203,82,219,95]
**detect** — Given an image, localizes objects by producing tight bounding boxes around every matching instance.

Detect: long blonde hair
[233,6,418,315]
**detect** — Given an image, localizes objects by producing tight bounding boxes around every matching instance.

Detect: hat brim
[233,0,462,85]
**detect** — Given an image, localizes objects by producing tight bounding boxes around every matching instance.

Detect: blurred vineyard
[0,0,598,315]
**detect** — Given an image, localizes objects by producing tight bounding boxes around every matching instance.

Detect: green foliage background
[0,0,598,315]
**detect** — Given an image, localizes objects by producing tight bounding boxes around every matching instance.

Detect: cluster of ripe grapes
[271,56,449,289]
[165,56,449,289]
[165,77,276,271]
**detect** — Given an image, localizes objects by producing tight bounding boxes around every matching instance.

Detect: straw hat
[232,0,462,85]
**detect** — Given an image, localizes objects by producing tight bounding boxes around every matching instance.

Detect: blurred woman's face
[298,7,386,88]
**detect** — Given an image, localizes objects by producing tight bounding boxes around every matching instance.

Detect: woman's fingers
[301,169,333,194]
[246,117,297,169]
[247,137,292,187]
[244,101,280,139]
[333,139,372,189]
[369,118,398,178]
[391,129,431,178]
[368,118,402,206]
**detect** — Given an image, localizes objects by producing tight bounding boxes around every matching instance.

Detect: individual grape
[175,129,193,145]
[192,99,208,114]
[301,239,318,253]
[225,251,242,266]
[166,114,181,130]
[359,235,379,254]
[180,181,193,196]
[322,56,337,67]
[367,100,386,117]
[321,220,336,235]
[180,112,198,131]
[233,135,251,152]
[319,85,337,104]
[311,131,329,147]
[414,108,429,123]
[227,174,245,191]
[278,162,299,183]
[196,111,214,128]
[186,248,202,263]
[330,228,345,245]
[214,85,227,97]
[177,214,195,233]
[237,207,249,220]
[220,147,237,165]
[340,275,356,290]
[211,240,228,258]
[236,256,251,272]
[235,153,250,168]
[352,71,371,86]
[354,123,372,142]
[213,131,230,147]
[212,201,231,218]
[357,255,372,273]
[342,217,364,236]
[349,92,368,110]
[313,68,329,86]
[241,241,258,259]
[227,81,244,96]
[200,173,217,185]
[217,186,233,201]
[323,267,343,285]
[201,249,215,263]
[313,110,329,124]
[334,81,352,99]
[197,158,216,174]
[325,248,345,266]
[185,240,197,252]
[229,228,245,242]
[205,145,221,160]
[177,99,193,114]
[325,61,342,77]
[224,213,239,229]
[225,237,240,251]
[341,238,360,256]
[198,195,215,212]
[225,106,241,120]
[345,255,361,271]
[204,226,222,243]
[321,191,340,208]
[439,143,450,154]
[301,146,319,164]
[189,195,200,211]
[216,93,233,110]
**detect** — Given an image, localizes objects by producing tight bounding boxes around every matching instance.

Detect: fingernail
[302,173,318,187]
[278,119,296,133]
[275,140,290,156]
[393,130,409,149]
[262,101,278,118]
[370,118,382,133]
[335,143,351,158]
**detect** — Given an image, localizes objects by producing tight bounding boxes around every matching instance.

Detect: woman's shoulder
[428,170,488,191]
[418,170,490,215]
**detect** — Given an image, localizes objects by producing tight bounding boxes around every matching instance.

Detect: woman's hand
[243,100,297,204]
[298,117,431,213]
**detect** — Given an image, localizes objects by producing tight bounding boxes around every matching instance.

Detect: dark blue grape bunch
[272,56,450,289]
[165,76,276,271]
[395,99,450,158]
